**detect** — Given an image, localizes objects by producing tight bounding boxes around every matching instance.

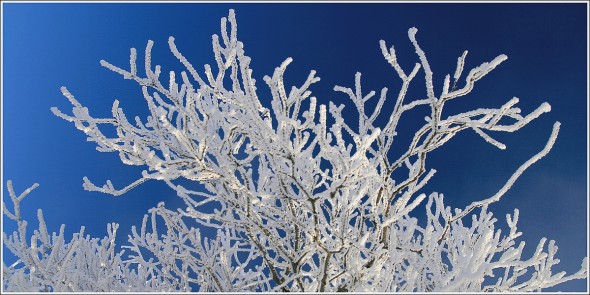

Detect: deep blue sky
[2,2,587,291]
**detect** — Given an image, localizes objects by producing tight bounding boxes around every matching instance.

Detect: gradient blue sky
[2,2,587,291]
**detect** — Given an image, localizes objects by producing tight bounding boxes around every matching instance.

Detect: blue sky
[2,2,587,291]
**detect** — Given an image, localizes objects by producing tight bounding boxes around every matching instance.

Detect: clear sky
[2,2,587,291]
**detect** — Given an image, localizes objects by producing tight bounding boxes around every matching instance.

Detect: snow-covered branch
[4,9,586,292]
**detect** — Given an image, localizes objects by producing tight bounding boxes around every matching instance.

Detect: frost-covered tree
[3,10,587,292]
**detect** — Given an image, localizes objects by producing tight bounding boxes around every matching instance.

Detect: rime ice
[4,9,587,292]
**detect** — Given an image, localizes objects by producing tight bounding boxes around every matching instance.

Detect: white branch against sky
[3,9,587,292]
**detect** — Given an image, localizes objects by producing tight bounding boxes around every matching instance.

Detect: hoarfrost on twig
[4,9,586,292]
